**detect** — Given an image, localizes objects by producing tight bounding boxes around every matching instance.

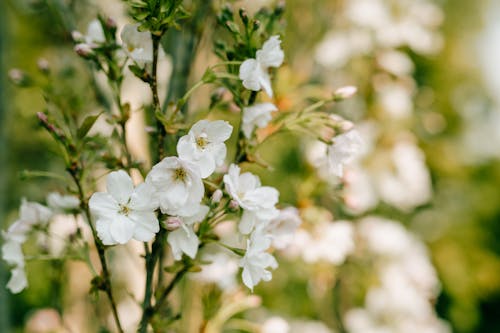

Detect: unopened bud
[228,200,240,211]
[333,86,357,100]
[211,189,223,204]
[239,8,249,25]
[252,20,261,31]
[37,58,50,74]
[74,43,94,58]
[106,17,117,29]
[71,30,84,42]
[8,69,31,86]
[163,217,182,231]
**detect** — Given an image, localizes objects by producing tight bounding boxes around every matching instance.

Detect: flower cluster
[2,193,80,294]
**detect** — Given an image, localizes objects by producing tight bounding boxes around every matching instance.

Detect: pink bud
[229,200,240,211]
[211,189,223,204]
[74,43,93,58]
[71,30,84,42]
[334,86,357,100]
[164,217,182,231]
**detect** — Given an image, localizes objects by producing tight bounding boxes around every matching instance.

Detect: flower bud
[105,17,117,29]
[8,69,31,87]
[71,30,84,42]
[211,189,223,204]
[228,200,240,211]
[37,58,50,74]
[74,43,94,58]
[163,217,182,231]
[333,86,357,100]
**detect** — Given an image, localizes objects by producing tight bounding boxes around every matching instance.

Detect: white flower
[242,103,278,139]
[263,207,302,249]
[47,192,80,211]
[302,221,355,265]
[223,164,279,234]
[326,129,363,177]
[240,230,278,291]
[177,120,233,178]
[6,266,28,294]
[89,170,159,245]
[262,316,290,333]
[121,24,153,63]
[167,204,209,260]
[192,251,239,290]
[1,239,24,267]
[146,157,204,214]
[85,19,106,45]
[2,199,52,244]
[239,35,284,97]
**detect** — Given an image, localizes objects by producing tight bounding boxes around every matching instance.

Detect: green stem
[69,170,124,333]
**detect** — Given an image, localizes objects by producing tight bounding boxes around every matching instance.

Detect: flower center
[173,167,188,182]
[119,204,130,216]
[195,134,209,149]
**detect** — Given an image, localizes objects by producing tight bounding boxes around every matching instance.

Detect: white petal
[167,227,199,260]
[239,210,257,235]
[1,240,24,266]
[7,266,28,294]
[256,35,285,68]
[89,192,119,219]
[129,182,158,211]
[239,59,261,91]
[109,215,135,244]
[203,120,233,142]
[130,211,159,242]
[258,70,273,97]
[106,170,134,205]
[95,218,116,245]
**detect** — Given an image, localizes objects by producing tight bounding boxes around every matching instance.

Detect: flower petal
[106,170,134,205]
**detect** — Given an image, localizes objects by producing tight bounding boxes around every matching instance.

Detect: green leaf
[77,113,102,140]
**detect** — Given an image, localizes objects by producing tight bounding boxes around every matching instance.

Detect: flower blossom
[240,230,278,291]
[89,170,159,245]
[223,164,279,234]
[146,157,204,214]
[239,35,284,97]
[167,204,209,260]
[177,120,233,178]
[47,192,80,212]
[263,207,302,249]
[326,129,363,177]
[121,24,153,63]
[1,199,52,294]
[242,103,278,139]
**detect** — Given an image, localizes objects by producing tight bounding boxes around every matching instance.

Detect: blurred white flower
[6,265,28,294]
[239,35,284,97]
[240,231,278,291]
[1,240,24,267]
[177,120,233,178]
[326,129,363,177]
[85,19,105,45]
[167,204,209,260]
[223,164,279,234]
[121,24,153,63]
[3,199,52,243]
[263,207,302,249]
[242,103,278,139]
[192,251,239,290]
[343,166,378,214]
[302,221,355,265]
[89,170,159,245]
[146,157,204,214]
[377,82,414,118]
[375,142,432,211]
[47,192,80,211]
[377,50,415,76]
[262,316,290,333]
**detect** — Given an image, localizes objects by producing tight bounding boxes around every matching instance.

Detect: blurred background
[1,0,500,332]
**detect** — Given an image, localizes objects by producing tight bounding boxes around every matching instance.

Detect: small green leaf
[77,113,102,139]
